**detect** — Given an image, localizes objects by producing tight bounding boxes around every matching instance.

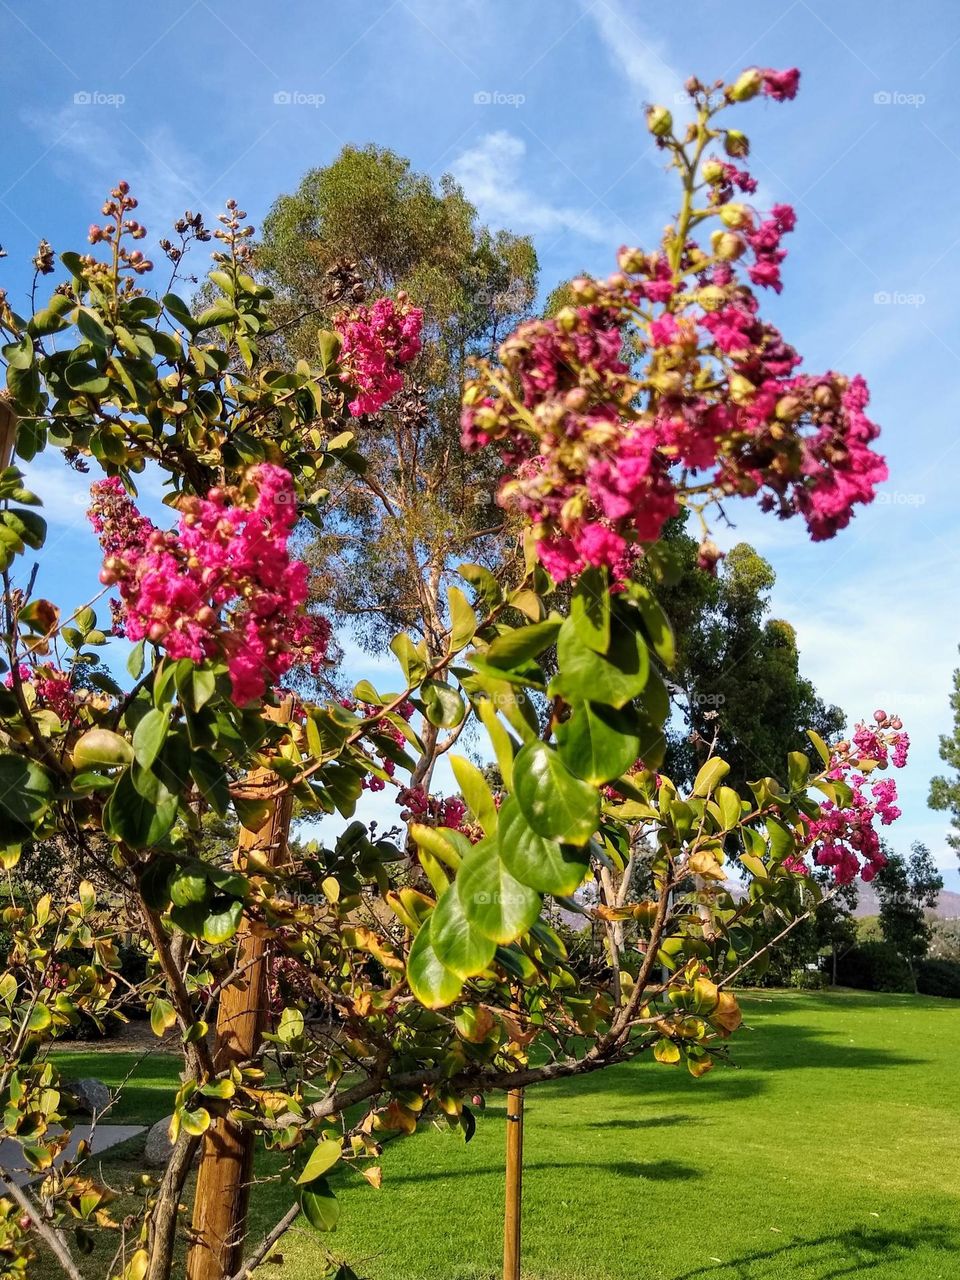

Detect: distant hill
[853,883,960,920]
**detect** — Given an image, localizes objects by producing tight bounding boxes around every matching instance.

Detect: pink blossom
[761,68,801,101]
[335,295,423,417]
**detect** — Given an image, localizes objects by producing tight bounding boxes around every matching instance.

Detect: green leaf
[406,917,463,1008]
[512,741,600,847]
[0,754,53,842]
[766,816,796,861]
[76,307,111,348]
[692,757,731,797]
[457,562,502,610]
[430,877,496,978]
[420,679,465,729]
[126,641,146,680]
[807,729,831,768]
[497,796,589,896]
[555,702,640,785]
[450,754,498,835]
[788,750,810,791]
[103,769,178,848]
[150,998,176,1038]
[317,328,342,373]
[301,1180,340,1233]
[195,302,239,330]
[169,864,208,908]
[64,362,109,394]
[716,786,743,830]
[447,586,476,650]
[3,508,46,549]
[630,584,676,668]
[457,841,542,944]
[201,899,244,944]
[477,698,516,790]
[179,1107,211,1136]
[484,618,561,670]
[570,568,610,654]
[390,633,427,684]
[132,708,169,770]
[550,614,649,710]
[296,1139,342,1184]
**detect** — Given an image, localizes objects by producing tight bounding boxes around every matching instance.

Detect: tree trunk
[186,700,294,1280]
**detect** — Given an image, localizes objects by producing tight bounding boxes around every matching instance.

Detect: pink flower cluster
[397,786,468,832]
[460,67,888,580]
[4,664,76,724]
[335,294,423,417]
[89,466,331,705]
[796,711,910,884]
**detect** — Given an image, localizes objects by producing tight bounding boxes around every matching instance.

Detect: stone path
[0,1125,145,1187]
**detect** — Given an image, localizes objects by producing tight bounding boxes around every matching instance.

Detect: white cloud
[583,0,681,109]
[450,130,621,244]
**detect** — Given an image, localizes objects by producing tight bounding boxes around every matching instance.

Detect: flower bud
[728,373,755,403]
[812,382,836,408]
[617,246,646,273]
[719,203,750,229]
[710,229,745,261]
[702,159,726,184]
[775,394,803,422]
[555,306,577,333]
[649,370,683,396]
[646,105,673,138]
[728,68,763,101]
[697,284,727,312]
[724,130,750,158]
[874,709,887,723]
[697,538,724,574]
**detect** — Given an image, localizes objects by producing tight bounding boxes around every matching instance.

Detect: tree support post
[503,1084,524,1280]
[186,699,294,1280]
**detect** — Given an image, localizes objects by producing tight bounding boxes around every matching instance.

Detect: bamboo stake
[186,699,294,1280]
[503,1084,524,1280]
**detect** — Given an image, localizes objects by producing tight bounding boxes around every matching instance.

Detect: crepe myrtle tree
[0,66,910,1280]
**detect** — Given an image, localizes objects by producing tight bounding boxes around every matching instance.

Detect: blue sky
[2,0,960,880]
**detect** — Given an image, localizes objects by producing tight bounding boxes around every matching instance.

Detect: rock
[144,1116,175,1167]
[67,1078,111,1116]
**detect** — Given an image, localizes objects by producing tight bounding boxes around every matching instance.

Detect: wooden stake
[186,699,294,1280]
[503,1085,524,1280]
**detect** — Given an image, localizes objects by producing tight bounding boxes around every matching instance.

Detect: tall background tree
[256,145,537,788]
[875,842,943,987]
[929,649,960,853]
[651,521,845,791]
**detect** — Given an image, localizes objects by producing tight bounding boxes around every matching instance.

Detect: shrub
[789,967,827,990]
[916,958,960,999]
[835,942,913,993]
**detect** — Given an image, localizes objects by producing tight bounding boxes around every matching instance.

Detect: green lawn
[51,990,960,1278]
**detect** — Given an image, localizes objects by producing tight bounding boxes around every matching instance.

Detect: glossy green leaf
[457,840,542,944]
[692,757,731,797]
[497,797,589,896]
[406,917,464,1008]
[420,679,465,728]
[550,614,649,709]
[450,754,498,835]
[484,618,561,670]
[72,728,134,769]
[301,1180,340,1233]
[297,1139,342,1184]
[513,741,599,847]
[430,878,496,978]
[447,586,476,650]
[555,702,641,785]
[570,568,610,653]
[131,708,169,770]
